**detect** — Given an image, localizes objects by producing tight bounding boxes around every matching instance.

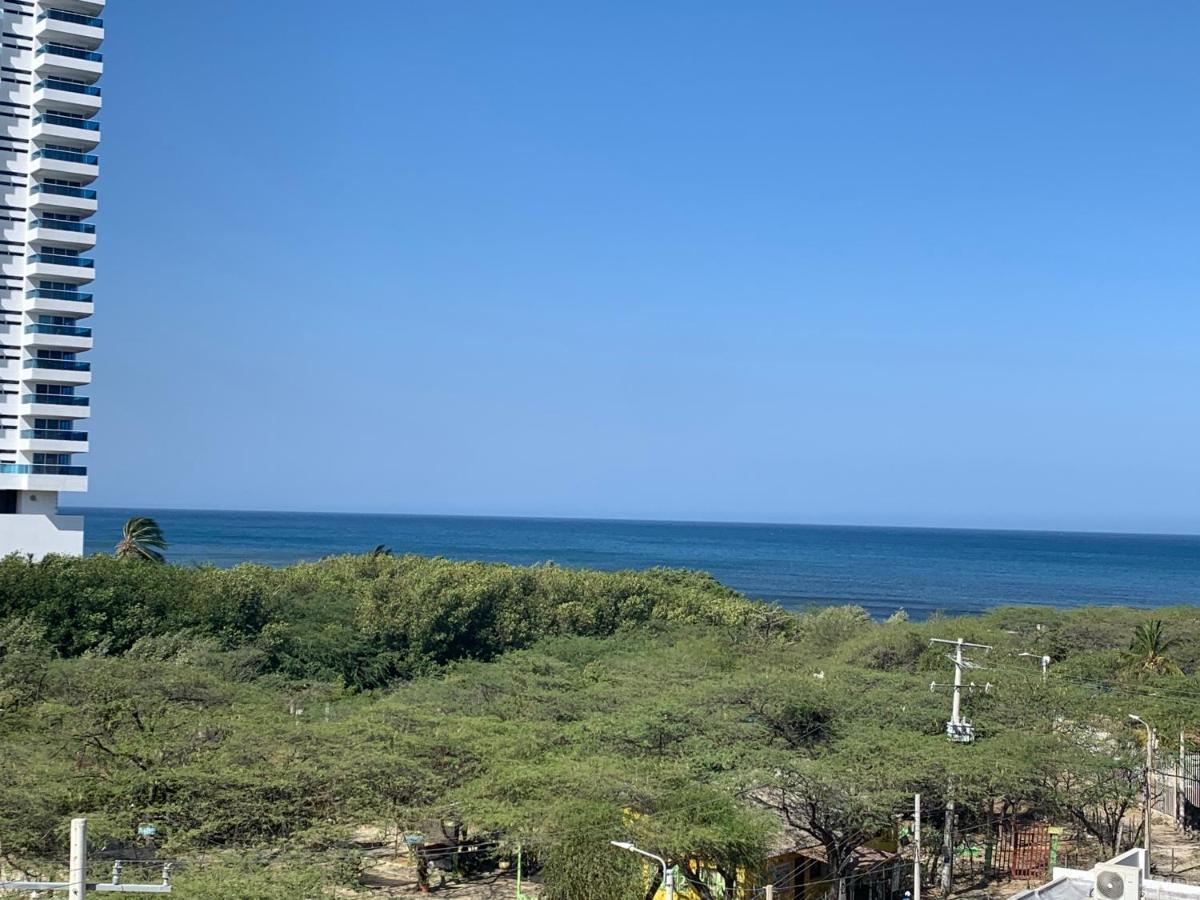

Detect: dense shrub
[0,553,771,687]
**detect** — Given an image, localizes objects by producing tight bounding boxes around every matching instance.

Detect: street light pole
[913,793,921,900]
[611,841,674,900]
[1018,652,1052,682]
[1130,714,1154,877]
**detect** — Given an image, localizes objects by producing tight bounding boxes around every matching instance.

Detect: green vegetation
[1,552,1199,898]
[1121,619,1183,679]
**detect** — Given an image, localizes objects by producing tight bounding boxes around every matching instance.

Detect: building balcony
[36,11,104,51]
[0,470,87,492]
[50,0,105,14]
[0,463,87,476]
[21,429,88,442]
[25,288,93,315]
[0,463,88,492]
[26,253,95,284]
[34,44,103,82]
[24,357,90,372]
[27,287,92,303]
[28,219,97,250]
[30,184,98,216]
[20,394,90,418]
[31,114,100,151]
[24,322,92,352]
[28,252,94,267]
[21,393,88,405]
[31,148,99,184]
[33,79,102,116]
[22,358,91,386]
[18,429,89,453]
[26,323,92,338]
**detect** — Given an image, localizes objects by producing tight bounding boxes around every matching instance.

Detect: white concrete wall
[0,513,83,558]
[17,490,58,514]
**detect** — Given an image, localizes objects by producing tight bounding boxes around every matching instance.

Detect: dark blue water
[65,507,1200,619]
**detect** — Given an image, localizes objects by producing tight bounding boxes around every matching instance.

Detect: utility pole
[1130,715,1154,877]
[930,638,992,896]
[0,818,172,896]
[913,794,921,900]
[930,638,991,743]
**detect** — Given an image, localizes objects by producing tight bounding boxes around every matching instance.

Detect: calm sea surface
[65,507,1200,619]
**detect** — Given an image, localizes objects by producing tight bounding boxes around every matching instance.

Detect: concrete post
[68,817,87,900]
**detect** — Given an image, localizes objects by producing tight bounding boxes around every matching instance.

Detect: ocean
[66,507,1200,619]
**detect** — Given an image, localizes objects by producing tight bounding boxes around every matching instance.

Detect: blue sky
[87,2,1200,532]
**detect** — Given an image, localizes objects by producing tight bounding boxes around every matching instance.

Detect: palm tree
[1120,619,1181,678]
[115,516,168,563]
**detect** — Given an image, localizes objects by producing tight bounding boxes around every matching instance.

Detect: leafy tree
[1044,721,1144,857]
[0,615,52,716]
[627,783,774,900]
[116,516,168,563]
[540,802,642,900]
[761,728,925,900]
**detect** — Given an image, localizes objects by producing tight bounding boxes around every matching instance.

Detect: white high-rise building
[0,0,103,557]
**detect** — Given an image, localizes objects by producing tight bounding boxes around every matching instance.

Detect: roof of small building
[1011,850,1200,900]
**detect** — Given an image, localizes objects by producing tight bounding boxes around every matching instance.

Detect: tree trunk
[941,796,955,896]
[415,847,430,893]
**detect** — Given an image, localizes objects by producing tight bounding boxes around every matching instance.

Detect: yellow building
[650,838,900,900]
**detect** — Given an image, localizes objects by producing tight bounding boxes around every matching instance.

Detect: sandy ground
[1150,812,1200,884]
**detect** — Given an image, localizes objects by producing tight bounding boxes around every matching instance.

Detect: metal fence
[1151,751,1200,828]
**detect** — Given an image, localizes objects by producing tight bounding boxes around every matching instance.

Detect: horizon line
[61,504,1200,541]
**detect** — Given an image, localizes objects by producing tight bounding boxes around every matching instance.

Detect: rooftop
[1011,850,1200,900]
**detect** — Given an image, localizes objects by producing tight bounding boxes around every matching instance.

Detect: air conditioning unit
[1093,863,1142,900]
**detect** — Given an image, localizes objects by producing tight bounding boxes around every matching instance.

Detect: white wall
[17,490,58,514]
[0,513,83,558]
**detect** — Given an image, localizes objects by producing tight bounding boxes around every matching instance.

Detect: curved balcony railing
[28,288,92,302]
[21,429,87,442]
[25,358,90,372]
[34,114,100,132]
[26,323,91,337]
[23,394,88,406]
[37,44,103,63]
[28,253,94,268]
[36,78,101,96]
[33,148,98,165]
[30,219,96,234]
[32,184,97,200]
[38,10,104,27]
[0,463,87,476]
